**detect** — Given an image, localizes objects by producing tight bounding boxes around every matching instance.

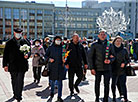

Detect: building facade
[0,1,100,40]
[0,1,54,40]
[55,7,100,38]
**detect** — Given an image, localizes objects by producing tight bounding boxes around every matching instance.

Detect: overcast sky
[2,0,111,7]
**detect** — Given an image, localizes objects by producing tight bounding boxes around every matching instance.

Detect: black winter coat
[45,44,64,81]
[88,39,115,71]
[3,37,29,72]
[65,42,87,69]
[112,44,130,75]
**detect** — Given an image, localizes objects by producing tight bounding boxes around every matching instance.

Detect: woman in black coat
[45,36,64,102]
[111,36,131,102]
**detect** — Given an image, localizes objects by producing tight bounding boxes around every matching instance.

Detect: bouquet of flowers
[64,50,70,60]
[62,44,71,63]
[20,44,30,55]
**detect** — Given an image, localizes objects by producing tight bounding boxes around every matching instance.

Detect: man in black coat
[88,31,115,102]
[65,33,88,96]
[2,28,29,102]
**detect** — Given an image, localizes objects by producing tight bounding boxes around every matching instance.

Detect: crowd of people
[2,28,135,102]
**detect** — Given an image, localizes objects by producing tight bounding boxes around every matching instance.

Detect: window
[29,9,35,14]
[88,24,93,28]
[71,23,75,28]
[129,3,131,7]
[129,9,131,13]
[37,16,42,20]
[77,17,81,21]
[83,18,87,21]
[77,24,81,28]
[88,18,93,22]
[5,8,11,19]
[82,24,87,28]
[13,9,19,19]
[37,10,42,14]
[21,9,27,20]
[44,10,52,15]
[0,8,2,18]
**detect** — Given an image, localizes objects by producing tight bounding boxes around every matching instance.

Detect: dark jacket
[65,41,87,69]
[45,44,64,80]
[21,38,31,46]
[112,44,130,75]
[88,39,115,71]
[3,37,29,72]
[133,42,138,54]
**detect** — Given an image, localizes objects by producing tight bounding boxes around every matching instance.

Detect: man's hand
[4,66,8,72]
[49,58,54,63]
[84,64,88,69]
[121,63,125,68]
[110,55,114,58]
[24,54,28,59]
[65,64,69,69]
[104,59,110,64]
[91,69,96,75]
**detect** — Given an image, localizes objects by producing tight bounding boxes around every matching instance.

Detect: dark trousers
[117,79,123,96]
[51,80,63,97]
[112,74,127,100]
[68,68,83,93]
[95,71,111,102]
[10,72,25,100]
[33,67,42,81]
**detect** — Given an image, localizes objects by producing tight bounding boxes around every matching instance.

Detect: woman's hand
[49,58,54,63]
[121,63,125,68]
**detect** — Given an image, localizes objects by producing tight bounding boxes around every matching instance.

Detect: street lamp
[65,0,68,37]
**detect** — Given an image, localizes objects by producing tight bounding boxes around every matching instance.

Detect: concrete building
[0,1,100,40]
[0,1,54,40]
[82,0,98,8]
[55,7,100,38]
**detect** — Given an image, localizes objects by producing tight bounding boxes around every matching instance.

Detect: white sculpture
[96,7,130,36]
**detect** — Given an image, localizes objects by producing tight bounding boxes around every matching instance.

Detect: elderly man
[65,33,88,96]
[3,28,29,102]
[88,31,115,102]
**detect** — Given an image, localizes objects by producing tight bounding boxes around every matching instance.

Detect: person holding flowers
[2,28,29,102]
[88,31,115,102]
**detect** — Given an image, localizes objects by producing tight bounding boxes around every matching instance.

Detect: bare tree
[96,7,130,36]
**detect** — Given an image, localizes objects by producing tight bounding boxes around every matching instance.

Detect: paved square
[0,58,138,102]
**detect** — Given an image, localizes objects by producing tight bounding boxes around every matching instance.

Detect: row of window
[0,8,53,19]
[55,22,96,29]
[55,16,95,22]
[56,10,99,16]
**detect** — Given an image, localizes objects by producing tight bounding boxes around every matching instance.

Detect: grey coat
[31,46,45,67]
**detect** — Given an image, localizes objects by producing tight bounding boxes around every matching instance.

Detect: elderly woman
[31,39,45,84]
[45,36,65,102]
[111,36,131,102]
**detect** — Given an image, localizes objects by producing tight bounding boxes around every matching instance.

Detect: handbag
[39,57,45,65]
[126,64,136,76]
[42,66,49,77]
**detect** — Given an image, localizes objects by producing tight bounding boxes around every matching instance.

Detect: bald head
[72,33,79,44]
